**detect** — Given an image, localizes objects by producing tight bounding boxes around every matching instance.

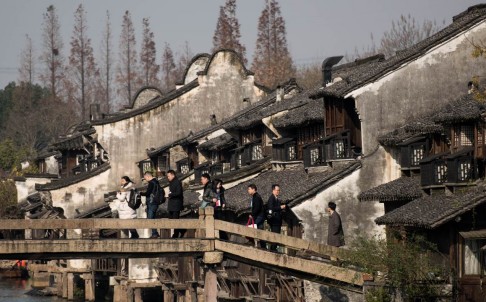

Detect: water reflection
[0,275,59,302]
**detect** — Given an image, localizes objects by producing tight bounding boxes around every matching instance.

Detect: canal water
[0,276,59,302]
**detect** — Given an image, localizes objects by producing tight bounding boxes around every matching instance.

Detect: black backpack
[151,180,166,205]
[127,188,142,210]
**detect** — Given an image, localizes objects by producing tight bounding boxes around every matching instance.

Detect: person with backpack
[247,184,266,249]
[110,176,139,239]
[141,171,163,239]
[166,170,185,238]
[109,176,140,276]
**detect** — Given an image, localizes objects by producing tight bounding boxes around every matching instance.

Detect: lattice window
[454,125,474,147]
[435,163,447,183]
[287,145,296,161]
[237,153,242,168]
[211,151,219,164]
[478,125,484,146]
[251,144,263,161]
[458,160,472,182]
[158,155,168,172]
[335,140,345,158]
[411,145,425,166]
[310,147,321,165]
[180,163,190,175]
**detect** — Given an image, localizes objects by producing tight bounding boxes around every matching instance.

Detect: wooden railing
[0,208,367,287]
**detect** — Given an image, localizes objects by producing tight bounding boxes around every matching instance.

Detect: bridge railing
[0,207,346,260]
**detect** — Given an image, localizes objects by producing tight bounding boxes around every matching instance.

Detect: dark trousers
[269,224,282,251]
[214,208,228,240]
[169,211,186,238]
[146,203,159,237]
[255,216,266,249]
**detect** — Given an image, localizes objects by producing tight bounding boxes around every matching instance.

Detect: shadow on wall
[320,285,350,302]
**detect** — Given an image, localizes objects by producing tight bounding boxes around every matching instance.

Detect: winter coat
[214,187,226,208]
[168,177,184,212]
[267,194,283,226]
[327,211,345,247]
[110,182,137,219]
[201,183,215,205]
[250,192,264,219]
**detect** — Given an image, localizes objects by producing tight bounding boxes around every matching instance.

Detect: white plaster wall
[50,169,112,218]
[15,177,54,202]
[347,21,486,100]
[293,169,385,245]
[45,156,59,175]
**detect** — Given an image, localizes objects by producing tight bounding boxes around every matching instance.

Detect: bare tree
[18,35,35,85]
[116,10,139,105]
[161,42,176,92]
[68,4,98,121]
[252,0,295,89]
[173,41,193,85]
[99,10,114,113]
[140,18,159,87]
[380,14,442,58]
[212,0,246,63]
[39,5,64,100]
[295,62,321,90]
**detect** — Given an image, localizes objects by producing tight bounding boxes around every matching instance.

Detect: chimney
[322,56,344,86]
[276,85,284,102]
[90,104,101,121]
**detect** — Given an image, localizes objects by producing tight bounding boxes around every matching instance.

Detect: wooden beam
[215,241,365,286]
[0,239,212,258]
[215,220,348,260]
[0,218,204,230]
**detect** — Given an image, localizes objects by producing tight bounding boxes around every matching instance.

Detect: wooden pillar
[204,266,218,302]
[114,283,129,302]
[56,272,63,297]
[83,273,95,301]
[67,272,74,301]
[133,288,142,302]
[164,289,175,301]
[62,272,68,298]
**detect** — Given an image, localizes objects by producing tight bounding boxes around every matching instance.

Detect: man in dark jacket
[200,173,216,208]
[327,201,345,248]
[248,184,266,248]
[141,171,160,238]
[167,170,185,238]
[267,184,286,251]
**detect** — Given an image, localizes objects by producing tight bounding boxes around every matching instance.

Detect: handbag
[246,217,257,229]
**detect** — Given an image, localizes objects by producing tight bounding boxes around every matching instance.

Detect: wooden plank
[0,239,213,256]
[215,241,364,287]
[0,218,204,230]
[215,220,348,260]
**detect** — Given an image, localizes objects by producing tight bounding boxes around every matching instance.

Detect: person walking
[327,201,345,261]
[267,184,286,252]
[167,170,185,238]
[213,179,228,240]
[247,184,266,249]
[109,176,139,276]
[200,173,216,208]
[141,171,160,238]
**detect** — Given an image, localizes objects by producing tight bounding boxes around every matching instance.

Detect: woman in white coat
[110,176,139,239]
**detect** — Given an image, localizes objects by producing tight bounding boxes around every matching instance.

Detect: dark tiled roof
[53,128,96,150]
[153,78,298,152]
[35,149,61,160]
[358,177,423,202]
[197,133,237,152]
[75,204,112,218]
[378,94,484,146]
[224,87,311,131]
[375,182,486,228]
[272,98,324,129]
[36,162,110,191]
[183,161,361,216]
[311,5,486,98]
[431,94,485,123]
[147,136,189,158]
[91,80,199,125]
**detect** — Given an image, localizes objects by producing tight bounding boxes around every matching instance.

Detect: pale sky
[0,0,481,88]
